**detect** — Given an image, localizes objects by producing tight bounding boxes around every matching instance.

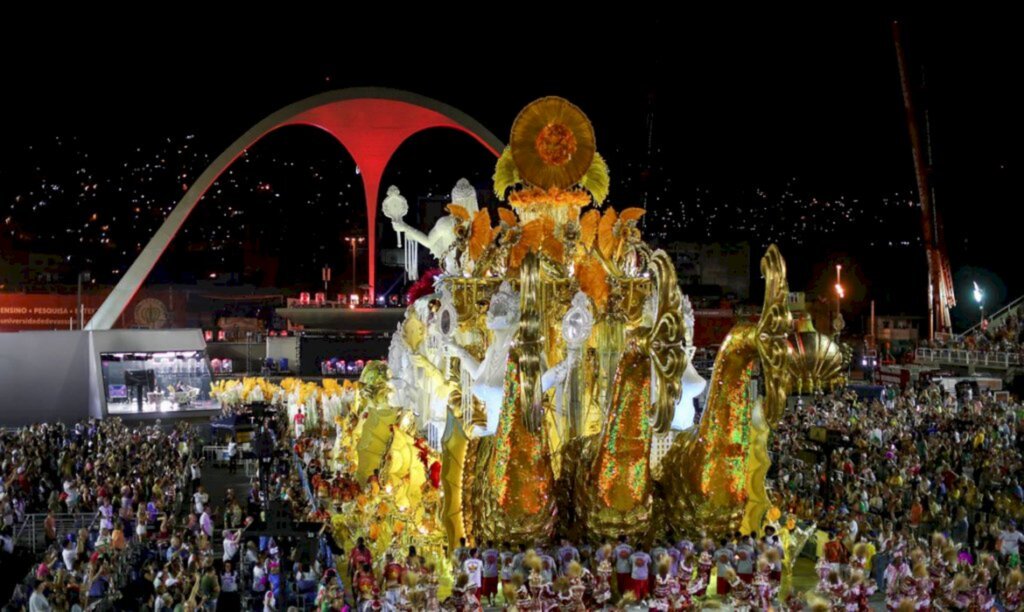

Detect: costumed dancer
[752,557,777,610]
[851,541,869,574]
[677,552,695,594]
[695,539,714,597]
[892,572,919,611]
[506,574,535,612]
[592,545,613,605]
[783,591,807,612]
[974,552,999,610]
[648,558,674,612]
[725,567,754,612]
[447,573,481,612]
[816,550,834,585]
[536,577,559,612]
[423,561,440,610]
[358,584,383,612]
[947,574,974,610]
[565,561,588,611]
[912,562,933,611]
[526,552,549,603]
[843,569,878,612]
[885,552,912,610]
[820,568,846,610]
[673,562,706,611]
[1002,568,1024,612]
[553,577,574,611]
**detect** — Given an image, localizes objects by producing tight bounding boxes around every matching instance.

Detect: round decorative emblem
[134,298,168,329]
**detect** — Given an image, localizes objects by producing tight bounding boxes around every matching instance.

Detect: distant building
[664,241,751,302]
[27,253,66,284]
[875,315,922,352]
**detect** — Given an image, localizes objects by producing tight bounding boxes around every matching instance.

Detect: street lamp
[833,264,845,336]
[76,271,91,329]
[973,281,984,327]
[343,236,366,303]
[321,265,331,294]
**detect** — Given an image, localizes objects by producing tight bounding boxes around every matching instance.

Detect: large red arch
[87,88,504,330]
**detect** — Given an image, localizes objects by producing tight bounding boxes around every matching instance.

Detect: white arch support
[87,87,503,330]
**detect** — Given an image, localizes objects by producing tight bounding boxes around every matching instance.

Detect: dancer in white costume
[444,281,519,438]
[445,281,572,438]
[672,296,707,431]
[388,178,479,274]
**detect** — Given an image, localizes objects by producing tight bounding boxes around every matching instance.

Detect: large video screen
[100,350,217,413]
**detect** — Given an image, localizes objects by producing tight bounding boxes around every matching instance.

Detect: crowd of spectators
[771,383,1024,608]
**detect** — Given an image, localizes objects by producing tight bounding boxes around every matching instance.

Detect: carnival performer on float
[670,297,706,432]
[407,295,457,426]
[444,280,570,438]
[387,178,479,275]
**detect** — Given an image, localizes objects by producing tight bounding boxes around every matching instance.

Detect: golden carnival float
[339,97,848,556]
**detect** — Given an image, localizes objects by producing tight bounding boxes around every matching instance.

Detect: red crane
[892,20,956,341]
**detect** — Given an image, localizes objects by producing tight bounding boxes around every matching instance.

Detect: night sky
[1,18,1019,330]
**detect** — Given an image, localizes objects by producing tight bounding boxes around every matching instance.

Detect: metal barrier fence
[202,444,258,476]
[915,347,1024,368]
[12,512,99,555]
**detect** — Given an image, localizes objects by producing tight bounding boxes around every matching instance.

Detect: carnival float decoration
[226,98,850,565]
[375,96,851,549]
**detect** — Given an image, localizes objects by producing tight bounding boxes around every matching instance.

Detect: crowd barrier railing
[915,347,1023,368]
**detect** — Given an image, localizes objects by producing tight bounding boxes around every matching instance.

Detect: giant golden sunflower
[510,97,596,190]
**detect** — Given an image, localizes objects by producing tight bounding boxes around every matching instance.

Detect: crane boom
[892,20,955,340]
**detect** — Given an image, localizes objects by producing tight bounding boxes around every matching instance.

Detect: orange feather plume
[539,217,564,264]
[579,209,600,249]
[509,219,544,270]
[576,256,609,309]
[446,204,471,221]
[597,208,619,259]
[497,207,518,227]
[469,209,493,260]
[619,207,646,223]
